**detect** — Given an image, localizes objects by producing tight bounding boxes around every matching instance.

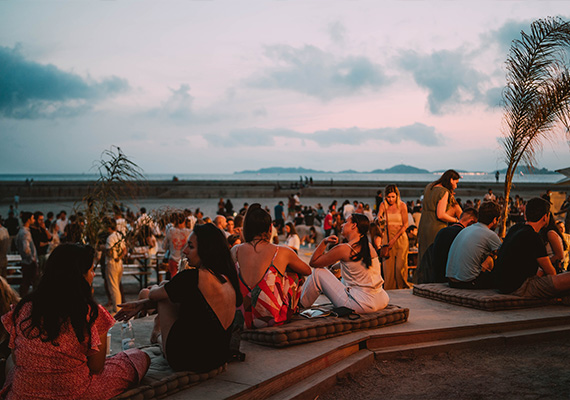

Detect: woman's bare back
[198,269,236,330]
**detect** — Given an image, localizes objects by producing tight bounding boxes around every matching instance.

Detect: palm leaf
[500,17,570,236]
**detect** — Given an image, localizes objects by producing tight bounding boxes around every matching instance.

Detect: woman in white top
[300,213,389,313]
[284,222,301,253]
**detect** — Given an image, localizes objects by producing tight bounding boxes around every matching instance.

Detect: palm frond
[500,17,570,236]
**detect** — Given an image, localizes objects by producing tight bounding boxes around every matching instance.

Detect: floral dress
[1,304,149,400]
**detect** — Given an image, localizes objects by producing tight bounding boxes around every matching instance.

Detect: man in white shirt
[483,189,497,202]
[105,218,126,314]
[55,211,68,239]
[342,200,355,221]
[16,212,38,296]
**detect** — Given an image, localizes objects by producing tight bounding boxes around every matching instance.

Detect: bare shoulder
[369,242,378,258]
[335,242,355,260]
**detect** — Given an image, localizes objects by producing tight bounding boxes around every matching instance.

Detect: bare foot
[150,330,160,344]
[150,314,161,344]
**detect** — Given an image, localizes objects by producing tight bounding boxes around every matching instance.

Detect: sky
[1,0,569,175]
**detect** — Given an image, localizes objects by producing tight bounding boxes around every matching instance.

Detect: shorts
[512,275,558,298]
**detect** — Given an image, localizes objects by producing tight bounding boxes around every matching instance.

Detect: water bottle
[121,321,136,351]
[106,332,111,356]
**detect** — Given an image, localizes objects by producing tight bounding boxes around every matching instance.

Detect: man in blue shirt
[274,201,285,234]
[446,202,502,289]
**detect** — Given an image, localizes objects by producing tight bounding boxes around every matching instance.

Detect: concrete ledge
[128,290,570,399]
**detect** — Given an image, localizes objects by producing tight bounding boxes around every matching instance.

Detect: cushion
[112,345,225,400]
[413,283,557,311]
[241,304,409,347]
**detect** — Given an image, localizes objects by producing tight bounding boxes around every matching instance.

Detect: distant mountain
[235,164,432,174]
[371,164,430,174]
[495,166,558,175]
[234,167,326,174]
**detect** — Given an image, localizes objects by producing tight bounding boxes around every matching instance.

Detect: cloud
[204,122,444,148]
[154,84,195,120]
[0,45,129,119]
[246,44,389,100]
[484,19,533,54]
[327,21,347,45]
[145,84,231,124]
[399,49,490,114]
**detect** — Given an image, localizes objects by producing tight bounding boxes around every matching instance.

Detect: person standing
[30,211,52,283]
[15,212,38,296]
[105,218,126,314]
[274,201,285,234]
[4,211,19,253]
[162,213,191,278]
[417,169,462,264]
[377,185,410,289]
[55,211,68,240]
[0,218,10,278]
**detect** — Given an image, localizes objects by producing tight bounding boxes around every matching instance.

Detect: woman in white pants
[300,213,389,313]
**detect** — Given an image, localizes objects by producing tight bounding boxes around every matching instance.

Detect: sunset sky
[1,1,569,175]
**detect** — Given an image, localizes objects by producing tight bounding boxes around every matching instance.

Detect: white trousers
[106,259,123,313]
[300,268,389,313]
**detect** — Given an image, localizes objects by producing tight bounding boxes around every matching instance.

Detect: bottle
[106,332,111,356]
[121,321,136,351]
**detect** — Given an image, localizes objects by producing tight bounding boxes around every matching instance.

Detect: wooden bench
[7,265,22,284]
[96,263,152,289]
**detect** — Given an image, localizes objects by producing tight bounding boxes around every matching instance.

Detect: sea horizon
[0,172,565,184]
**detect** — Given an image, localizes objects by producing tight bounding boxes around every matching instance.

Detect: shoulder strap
[384,201,390,242]
[271,247,279,263]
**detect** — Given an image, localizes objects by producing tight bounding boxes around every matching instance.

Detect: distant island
[235,164,559,175]
[235,164,430,174]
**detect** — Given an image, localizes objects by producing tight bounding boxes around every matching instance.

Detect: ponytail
[349,213,372,268]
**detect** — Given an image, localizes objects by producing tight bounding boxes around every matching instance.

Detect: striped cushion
[241,304,409,347]
[413,283,558,311]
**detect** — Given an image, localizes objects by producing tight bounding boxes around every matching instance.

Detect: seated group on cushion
[421,197,570,299]
[0,203,392,399]
[2,196,568,399]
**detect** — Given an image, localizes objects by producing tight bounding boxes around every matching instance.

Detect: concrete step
[265,350,374,400]
[255,322,570,400]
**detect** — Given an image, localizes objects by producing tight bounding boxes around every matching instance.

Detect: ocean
[0,172,565,184]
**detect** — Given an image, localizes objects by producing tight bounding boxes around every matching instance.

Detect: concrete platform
[122,289,570,399]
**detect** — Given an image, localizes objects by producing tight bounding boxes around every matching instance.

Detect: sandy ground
[319,338,570,400]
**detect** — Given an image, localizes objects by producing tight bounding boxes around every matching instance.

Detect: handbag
[379,245,390,258]
[379,203,390,258]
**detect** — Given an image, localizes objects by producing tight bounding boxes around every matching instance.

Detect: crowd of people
[0,172,569,399]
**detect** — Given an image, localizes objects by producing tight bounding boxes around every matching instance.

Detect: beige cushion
[112,345,225,400]
[413,283,557,311]
[241,304,409,347]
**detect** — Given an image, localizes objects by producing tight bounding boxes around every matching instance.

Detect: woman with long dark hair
[1,244,150,399]
[284,222,301,253]
[540,213,568,273]
[300,213,389,313]
[117,223,241,373]
[231,204,311,329]
[417,169,462,263]
[377,184,410,289]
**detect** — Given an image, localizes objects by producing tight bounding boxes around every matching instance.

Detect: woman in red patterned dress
[1,244,150,400]
[231,204,311,329]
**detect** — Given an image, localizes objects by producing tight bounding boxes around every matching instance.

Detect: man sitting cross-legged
[493,197,570,297]
[446,201,502,289]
